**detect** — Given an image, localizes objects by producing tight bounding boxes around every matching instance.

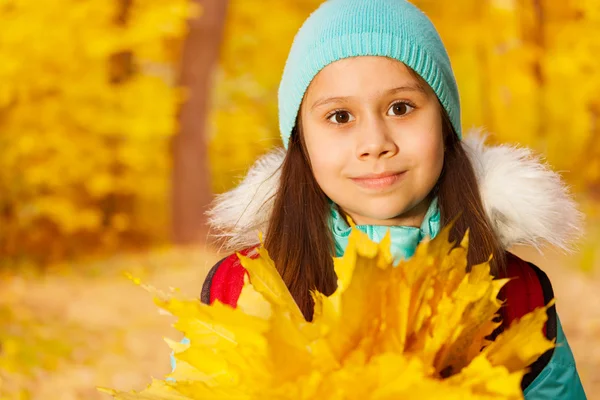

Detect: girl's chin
[345,208,414,226]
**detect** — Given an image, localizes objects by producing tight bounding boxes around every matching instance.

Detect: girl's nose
[355,120,399,160]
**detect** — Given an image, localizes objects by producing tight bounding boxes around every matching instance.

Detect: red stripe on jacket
[206,249,548,331]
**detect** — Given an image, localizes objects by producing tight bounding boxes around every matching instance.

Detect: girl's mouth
[350,171,407,190]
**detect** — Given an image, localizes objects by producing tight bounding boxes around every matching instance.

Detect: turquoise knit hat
[278,0,461,148]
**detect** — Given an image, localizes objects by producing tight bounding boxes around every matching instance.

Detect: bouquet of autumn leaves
[105,226,554,400]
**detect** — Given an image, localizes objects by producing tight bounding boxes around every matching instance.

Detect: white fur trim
[207,148,283,251]
[208,130,583,252]
[462,130,583,251]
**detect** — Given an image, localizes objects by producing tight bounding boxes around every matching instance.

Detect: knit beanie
[278,0,461,148]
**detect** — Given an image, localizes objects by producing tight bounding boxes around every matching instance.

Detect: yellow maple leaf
[483,304,555,372]
[107,225,554,400]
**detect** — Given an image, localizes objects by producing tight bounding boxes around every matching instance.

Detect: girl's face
[300,56,445,227]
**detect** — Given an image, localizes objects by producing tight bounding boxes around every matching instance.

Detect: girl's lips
[350,171,407,190]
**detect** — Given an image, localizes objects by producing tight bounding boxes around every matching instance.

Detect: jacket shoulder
[200,247,258,307]
[504,255,586,399]
[524,315,587,399]
[502,252,559,391]
[502,253,555,328]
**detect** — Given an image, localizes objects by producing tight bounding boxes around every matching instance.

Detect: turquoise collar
[329,198,441,263]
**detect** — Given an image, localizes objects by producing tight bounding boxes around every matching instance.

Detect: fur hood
[207,130,583,253]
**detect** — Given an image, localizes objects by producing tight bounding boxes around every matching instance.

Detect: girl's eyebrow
[310,83,427,111]
[387,83,427,96]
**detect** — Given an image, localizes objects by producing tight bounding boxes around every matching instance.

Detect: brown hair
[265,111,506,321]
[437,112,506,274]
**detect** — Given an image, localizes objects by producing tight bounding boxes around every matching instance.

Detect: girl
[189,0,587,398]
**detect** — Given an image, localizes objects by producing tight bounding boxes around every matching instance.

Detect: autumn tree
[172,0,229,245]
[0,0,191,265]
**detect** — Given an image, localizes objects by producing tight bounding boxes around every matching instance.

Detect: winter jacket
[175,132,587,399]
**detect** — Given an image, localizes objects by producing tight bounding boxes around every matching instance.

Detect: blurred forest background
[1,0,599,399]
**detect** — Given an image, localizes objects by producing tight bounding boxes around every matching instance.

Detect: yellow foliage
[414,0,600,193]
[4,2,598,266]
[0,0,192,264]
[209,0,323,192]
[106,226,553,399]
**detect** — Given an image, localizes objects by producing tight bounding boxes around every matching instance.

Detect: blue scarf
[329,198,441,263]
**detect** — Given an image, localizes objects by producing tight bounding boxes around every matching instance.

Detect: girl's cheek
[312,152,343,179]
[408,117,443,157]
[307,130,352,165]
[309,150,349,194]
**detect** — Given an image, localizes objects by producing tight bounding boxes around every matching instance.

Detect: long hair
[264,123,337,321]
[437,112,506,274]
[265,111,505,321]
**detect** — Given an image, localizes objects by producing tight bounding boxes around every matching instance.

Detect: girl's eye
[327,111,355,124]
[387,102,415,116]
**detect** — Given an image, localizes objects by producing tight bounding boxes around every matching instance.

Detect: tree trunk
[172,0,228,244]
